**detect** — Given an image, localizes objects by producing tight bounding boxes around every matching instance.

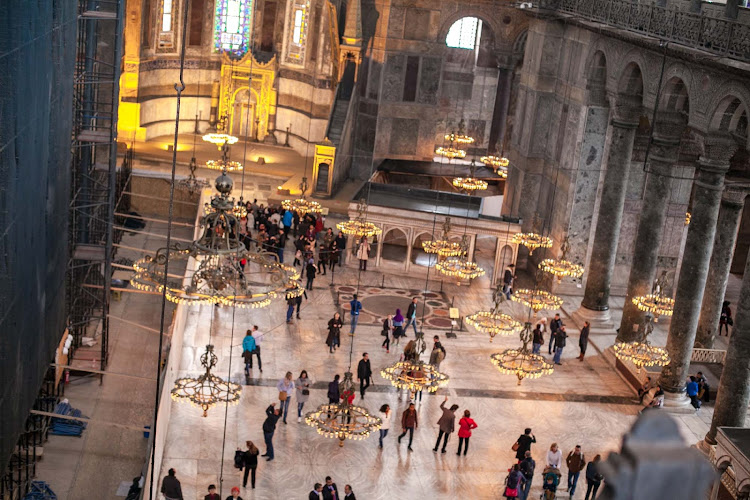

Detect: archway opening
[411,233,437,267]
[381,229,408,263]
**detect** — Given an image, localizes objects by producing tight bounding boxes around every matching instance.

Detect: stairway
[326,61,356,146]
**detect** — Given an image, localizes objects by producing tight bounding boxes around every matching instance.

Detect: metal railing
[536,0,750,63]
[691,348,727,364]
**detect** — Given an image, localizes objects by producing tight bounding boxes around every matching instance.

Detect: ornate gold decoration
[490,322,554,385]
[282,177,322,215]
[512,232,553,255]
[337,199,382,238]
[538,237,584,283]
[380,360,449,393]
[435,146,467,159]
[444,119,475,144]
[632,271,674,321]
[422,217,463,257]
[613,314,670,370]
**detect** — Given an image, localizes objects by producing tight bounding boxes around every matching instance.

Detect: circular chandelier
[337,199,382,238]
[613,315,670,371]
[423,217,463,257]
[511,288,563,313]
[490,322,554,385]
[202,115,238,149]
[380,360,449,393]
[538,237,584,283]
[631,271,674,321]
[131,171,303,307]
[282,177,322,215]
[176,157,210,195]
[171,344,241,417]
[206,159,243,171]
[435,146,466,159]
[480,155,509,169]
[512,232,553,255]
[444,118,475,144]
[304,372,382,447]
[466,283,522,342]
[204,200,248,219]
[436,256,485,281]
[452,177,488,191]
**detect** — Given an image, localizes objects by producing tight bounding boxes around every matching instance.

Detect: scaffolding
[67,0,126,371]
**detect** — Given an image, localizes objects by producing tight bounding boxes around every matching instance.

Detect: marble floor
[156,256,705,500]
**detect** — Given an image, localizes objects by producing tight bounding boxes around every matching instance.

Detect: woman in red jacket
[456,409,478,456]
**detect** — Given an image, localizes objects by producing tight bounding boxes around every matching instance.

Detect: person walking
[305,258,317,290]
[381,314,393,353]
[327,313,343,353]
[321,477,339,500]
[161,468,183,500]
[242,329,257,377]
[546,443,563,469]
[286,295,296,324]
[578,321,590,361]
[378,404,391,448]
[356,236,371,271]
[261,403,281,461]
[504,464,525,500]
[357,353,373,399]
[205,484,220,500]
[277,372,295,423]
[349,294,362,335]
[397,402,418,451]
[519,450,536,500]
[432,397,458,454]
[549,314,563,355]
[584,454,603,500]
[295,289,307,320]
[720,300,732,336]
[329,241,340,274]
[241,441,259,489]
[226,486,243,500]
[327,374,340,404]
[456,409,477,456]
[514,428,536,462]
[532,324,543,355]
[429,335,446,370]
[553,326,567,365]
[247,325,262,372]
[405,297,419,335]
[565,444,586,497]
[392,309,404,345]
[295,370,312,422]
[686,376,702,409]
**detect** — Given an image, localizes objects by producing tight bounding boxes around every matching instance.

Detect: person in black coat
[357,353,373,399]
[553,326,567,365]
[327,314,343,353]
[261,404,281,461]
[305,260,317,290]
[161,468,183,500]
[343,485,356,500]
[322,476,339,500]
[549,314,563,355]
[309,483,323,500]
[241,441,259,488]
[327,374,340,403]
[514,428,537,461]
[578,321,590,361]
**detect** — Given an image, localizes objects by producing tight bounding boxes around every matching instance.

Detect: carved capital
[701,132,738,165]
[722,181,750,206]
[652,111,688,144]
[611,94,643,127]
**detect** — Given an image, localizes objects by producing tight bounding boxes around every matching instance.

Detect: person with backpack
[456,409,478,456]
[429,335,446,370]
[349,294,362,335]
[242,330,257,377]
[241,441,259,488]
[504,464,525,499]
[519,450,536,500]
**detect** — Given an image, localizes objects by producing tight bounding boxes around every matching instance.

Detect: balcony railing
[535,0,750,64]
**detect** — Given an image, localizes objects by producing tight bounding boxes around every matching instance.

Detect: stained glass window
[284,0,310,64]
[214,0,253,57]
[446,17,481,50]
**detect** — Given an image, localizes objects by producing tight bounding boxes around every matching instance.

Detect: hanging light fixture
[452,160,488,192]
[435,235,485,281]
[304,371,382,447]
[205,142,243,171]
[435,145,467,159]
[444,119,475,145]
[422,217,463,257]
[132,171,303,307]
[282,177,322,216]
[613,314,670,371]
[631,271,674,321]
[171,344,241,417]
[480,155,509,179]
[490,321,554,385]
[466,284,522,342]
[538,236,584,283]
[202,58,239,149]
[685,212,691,226]
[381,334,449,392]
[176,156,211,195]
[337,198,382,238]
[512,232,553,255]
[511,288,563,314]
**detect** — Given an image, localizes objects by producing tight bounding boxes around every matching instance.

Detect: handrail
[534,0,750,64]
[691,348,726,364]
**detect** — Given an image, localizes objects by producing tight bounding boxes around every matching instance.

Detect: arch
[617,62,645,98]
[498,244,514,271]
[438,12,500,49]
[512,29,527,57]
[706,81,750,147]
[617,49,652,97]
[586,50,608,106]
[658,63,692,115]
[381,228,408,263]
[411,231,438,267]
[229,86,259,137]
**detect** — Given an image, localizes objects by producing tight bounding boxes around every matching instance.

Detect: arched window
[214,0,253,56]
[446,17,482,50]
[284,0,311,64]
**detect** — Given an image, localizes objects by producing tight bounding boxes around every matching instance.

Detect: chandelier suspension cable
[239,36,257,197]
[148,1,191,498]
[218,292,241,496]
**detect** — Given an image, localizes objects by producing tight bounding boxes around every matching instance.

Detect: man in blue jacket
[349,294,362,334]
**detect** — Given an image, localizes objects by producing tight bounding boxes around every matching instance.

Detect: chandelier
[452,161,488,192]
[613,314,670,371]
[202,111,238,149]
[490,322,554,385]
[512,232,553,255]
[511,288,563,314]
[206,159,243,171]
[435,235,485,281]
[171,344,241,417]
[685,212,691,226]
[466,283,522,342]
[538,237,584,283]
[304,372,382,447]
[131,171,303,307]
[381,360,449,393]
[282,177,322,215]
[435,146,467,159]
[176,156,210,195]
[480,155,509,169]
[204,200,248,219]
[337,198,382,238]
[422,217,463,257]
[444,119,475,145]
[631,271,674,321]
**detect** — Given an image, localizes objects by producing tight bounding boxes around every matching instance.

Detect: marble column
[695,184,749,348]
[660,133,738,396]
[580,98,640,321]
[617,114,685,342]
[702,244,750,447]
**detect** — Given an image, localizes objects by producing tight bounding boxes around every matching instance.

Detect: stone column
[579,98,640,322]
[702,244,750,447]
[617,114,686,342]
[660,133,737,396]
[695,184,749,348]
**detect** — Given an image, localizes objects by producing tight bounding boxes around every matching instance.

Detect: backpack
[234,450,244,469]
[520,459,535,480]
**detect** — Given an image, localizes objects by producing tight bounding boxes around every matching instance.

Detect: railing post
[699,13,705,49]
[725,22,734,55]
[647,4,654,33]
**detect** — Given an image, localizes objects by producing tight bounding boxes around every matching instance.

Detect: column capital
[722,181,750,206]
[652,111,688,145]
[700,132,739,165]
[610,93,642,128]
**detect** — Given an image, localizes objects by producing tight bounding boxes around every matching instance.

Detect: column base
[662,390,699,414]
[570,306,614,331]
[696,437,715,457]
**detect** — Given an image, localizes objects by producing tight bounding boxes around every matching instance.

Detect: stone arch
[617,62,645,99]
[658,63,693,116]
[411,231,437,267]
[617,49,652,96]
[438,12,501,49]
[498,244,514,270]
[585,49,608,106]
[512,28,527,57]
[707,81,750,148]
[381,228,409,263]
